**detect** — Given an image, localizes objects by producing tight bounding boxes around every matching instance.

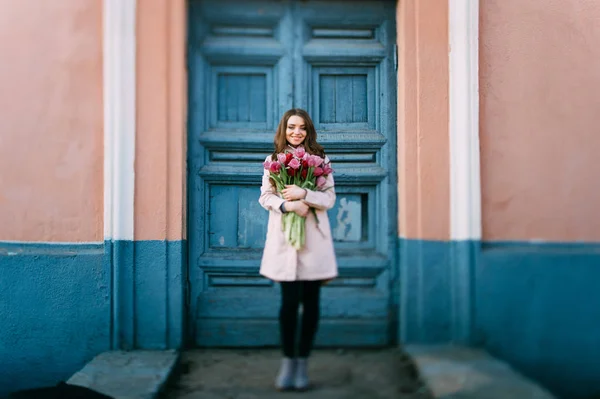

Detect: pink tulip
[307,155,324,167]
[288,158,301,170]
[316,176,327,188]
[322,164,333,175]
[313,167,324,177]
[263,160,272,170]
[269,162,281,173]
[277,153,287,164]
[294,146,306,158]
[312,155,324,167]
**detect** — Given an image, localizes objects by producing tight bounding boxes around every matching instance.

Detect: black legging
[279,280,323,358]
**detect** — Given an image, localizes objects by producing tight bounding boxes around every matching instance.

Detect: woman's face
[286,115,307,147]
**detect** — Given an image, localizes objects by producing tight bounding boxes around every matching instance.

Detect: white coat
[259,155,338,282]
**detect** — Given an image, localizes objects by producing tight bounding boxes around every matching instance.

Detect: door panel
[188,0,397,347]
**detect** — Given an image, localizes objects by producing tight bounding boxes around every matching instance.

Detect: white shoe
[275,357,296,391]
[294,357,310,391]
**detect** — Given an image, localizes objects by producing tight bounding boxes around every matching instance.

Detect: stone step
[406,345,556,399]
[67,350,179,399]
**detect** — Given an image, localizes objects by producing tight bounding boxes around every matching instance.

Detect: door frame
[185,0,399,346]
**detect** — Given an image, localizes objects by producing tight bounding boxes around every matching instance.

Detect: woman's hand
[282,185,307,201]
[286,201,310,217]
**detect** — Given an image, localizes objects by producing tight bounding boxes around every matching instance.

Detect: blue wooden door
[188,0,397,347]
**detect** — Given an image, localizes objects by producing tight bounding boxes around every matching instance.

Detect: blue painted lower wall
[0,243,109,397]
[3,237,598,397]
[135,239,187,349]
[108,240,187,350]
[399,239,453,342]
[399,238,600,399]
[476,242,600,399]
[0,240,186,397]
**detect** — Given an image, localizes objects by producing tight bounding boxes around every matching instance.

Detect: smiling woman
[259,109,337,391]
[285,115,307,147]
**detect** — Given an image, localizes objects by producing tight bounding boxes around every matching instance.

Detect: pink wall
[136,0,187,241]
[0,1,103,242]
[397,0,450,240]
[480,0,600,242]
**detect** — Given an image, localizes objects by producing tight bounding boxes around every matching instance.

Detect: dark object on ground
[9,382,113,399]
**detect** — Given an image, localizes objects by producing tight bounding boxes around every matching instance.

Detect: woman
[258,108,338,391]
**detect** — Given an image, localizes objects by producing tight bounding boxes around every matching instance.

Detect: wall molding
[448,0,480,344]
[103,0,136,242]
[449,0,481,241]
[103,0,137,349]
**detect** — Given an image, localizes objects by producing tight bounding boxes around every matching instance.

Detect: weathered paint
[476,242,600,399]
[332,198,362,241]
[188,0,397,346]
[480,0,600,242]
[396,0,450,241]
[0,243,109,396]
[135,0,187,241]
[0,1,103,242]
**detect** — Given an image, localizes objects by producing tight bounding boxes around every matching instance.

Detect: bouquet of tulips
[263,146,333,250]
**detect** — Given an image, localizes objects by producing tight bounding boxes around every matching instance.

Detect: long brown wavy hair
[271,108,325,160]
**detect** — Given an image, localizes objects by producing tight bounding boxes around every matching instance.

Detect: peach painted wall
[0,1,103,242]
[480,0,600,242]
[397,0,450,241]
[135,0,187,241]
